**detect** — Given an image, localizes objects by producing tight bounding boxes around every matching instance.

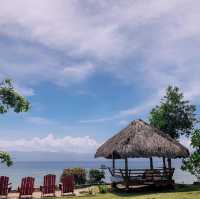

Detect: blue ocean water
[0,159,196,189]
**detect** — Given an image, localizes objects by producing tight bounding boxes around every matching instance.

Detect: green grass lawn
[63,184,200,199]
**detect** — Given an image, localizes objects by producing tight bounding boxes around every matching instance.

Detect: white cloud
[0,133,191,155]
[0,0,200,103]
[119,120,129,126]
[25,116,55,125]
[0,134,99,153]
[0,0,126,59]
[15,85,35,96]
[79,117,114,124]
[80,97,157,124]
[118,100,157,118]
[62,63,95,82]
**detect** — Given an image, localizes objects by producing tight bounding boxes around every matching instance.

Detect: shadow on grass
[111,184,200,198]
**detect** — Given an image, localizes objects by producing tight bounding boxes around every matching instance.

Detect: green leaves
[0,78,31,167]
[149,86,196,139]
[182,151,200,181]
[89,169,105,184]
[182,130,200,181]
[0,151,13,167]
[0,79,30,114]
[61,168,87,185]
[191,129,200,150]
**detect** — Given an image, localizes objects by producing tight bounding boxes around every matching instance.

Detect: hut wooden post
[112,152,115,175]
[163,157,166,170]
[167,158,172,169]
[124,157,129,189]
[167,158,172,180]
[150,157,154,170]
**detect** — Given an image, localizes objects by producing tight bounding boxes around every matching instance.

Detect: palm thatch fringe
[95,119,189,159]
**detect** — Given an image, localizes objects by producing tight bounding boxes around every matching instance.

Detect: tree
[182,129,200,183]
[149,86,196,139]
[0,79,31,166]
[0,152,12,166]
[0,79,30,113]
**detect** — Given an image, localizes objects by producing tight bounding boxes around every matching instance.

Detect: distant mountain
[10,151,97,162]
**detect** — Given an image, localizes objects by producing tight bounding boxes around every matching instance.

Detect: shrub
[89,169,105,184]
[61,168,86,185]
[98,184,108,193]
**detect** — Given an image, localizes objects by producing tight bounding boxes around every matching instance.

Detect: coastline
[0,160,196,189]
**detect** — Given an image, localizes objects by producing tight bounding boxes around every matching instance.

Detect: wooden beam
[150,157,154,170]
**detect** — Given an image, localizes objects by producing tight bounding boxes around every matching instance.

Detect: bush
[61,168,86,185]
[98,184,108,194]
[89,169,105,184]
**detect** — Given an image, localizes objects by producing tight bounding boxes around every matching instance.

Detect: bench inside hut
[95,119,189,189]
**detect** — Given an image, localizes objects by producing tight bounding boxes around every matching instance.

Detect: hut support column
[167,158,172,181]
[163,157,166,170]
[167,158,172,169]
[112,153,115,176]
[150,157,154,170]
[125,157,129,190]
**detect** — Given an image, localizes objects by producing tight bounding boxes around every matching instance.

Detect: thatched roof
[95,119,189,159]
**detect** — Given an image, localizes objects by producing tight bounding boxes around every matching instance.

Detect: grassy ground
[64,184,200,199]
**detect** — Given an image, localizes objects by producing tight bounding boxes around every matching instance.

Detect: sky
[0,0,200,156]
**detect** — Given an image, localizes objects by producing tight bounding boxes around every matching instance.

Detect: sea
[0,159,196,189]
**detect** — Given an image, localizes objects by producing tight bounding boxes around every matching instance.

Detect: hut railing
[110,168,175,180]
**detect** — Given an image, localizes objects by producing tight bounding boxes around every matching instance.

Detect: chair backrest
[43,174,56,194]
[0,176,9,195]
[61,176,74,193]
[20,177,35,196]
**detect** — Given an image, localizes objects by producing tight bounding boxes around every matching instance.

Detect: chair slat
[41,174,56,196]
[0,176,10,196]
[19,177,35,197]
[60,176,74,195]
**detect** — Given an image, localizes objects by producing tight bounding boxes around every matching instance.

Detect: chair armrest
[40,186,43,192]
[59,183,62,190]
[8,187,12,193]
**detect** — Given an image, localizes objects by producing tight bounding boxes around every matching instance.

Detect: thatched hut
[95,119,189,188]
